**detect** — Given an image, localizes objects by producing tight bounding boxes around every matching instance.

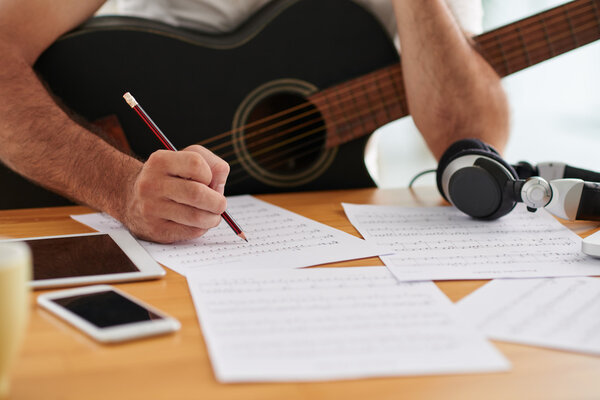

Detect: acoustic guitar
[5,0,600,207]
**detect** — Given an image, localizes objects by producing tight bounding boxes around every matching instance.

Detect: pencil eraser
[123,92,137,108]
[582,230,600,258]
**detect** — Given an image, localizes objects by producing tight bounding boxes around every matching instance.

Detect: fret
[320,89,347,148]
[373,76,392,123]
[317,92,341,148]
[540,15,557,57]
[495,34,511,76]
[386,67,402,118]
[318,0,600,149]
[593,0,600,28]
[515,26,532,66]
[334,83,364,142]
[518,17,551,66]
[333,86,357,142]
[348,81,371,136]
[564,7,580,47]
[389,67,409,118]
[357,79,379,133]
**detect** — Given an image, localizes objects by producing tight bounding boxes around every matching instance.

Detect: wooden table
[2,187,600,400]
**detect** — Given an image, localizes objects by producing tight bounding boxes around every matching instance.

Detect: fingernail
[216,184,225,195]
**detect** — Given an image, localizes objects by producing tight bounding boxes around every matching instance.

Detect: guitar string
[127,3,596,189]
[476,2,597,72]
[222,19,599,185]
[477,2,596,59]
[192,2,595,152]
[191,3,596,157]
[218,17,598,166]
[190,5,596,167]
[224,34,592,185]
[222,77,401,165]
[227,133,342,185]
[222,20,598,179]
[200,0,595,153]
[476,0,593,45]
[197,65,405,149]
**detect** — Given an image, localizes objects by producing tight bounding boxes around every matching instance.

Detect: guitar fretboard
[313,0,600,148]
[478,0,600,76]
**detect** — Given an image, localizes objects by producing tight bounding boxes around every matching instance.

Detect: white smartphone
[37,285,180,343]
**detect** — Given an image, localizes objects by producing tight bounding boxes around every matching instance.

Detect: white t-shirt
[109,0,483,37]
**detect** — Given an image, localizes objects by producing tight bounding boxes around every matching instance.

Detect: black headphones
[436,138,600,221]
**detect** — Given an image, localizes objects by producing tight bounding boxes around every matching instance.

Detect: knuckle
[188,183,207,204]
[217,160,230,175]
[188,153,205,172]
[186,144,202,153]
[147,150,167,168]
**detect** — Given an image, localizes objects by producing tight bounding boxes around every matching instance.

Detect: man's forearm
[392,0,509,158]
[0,41,141,219]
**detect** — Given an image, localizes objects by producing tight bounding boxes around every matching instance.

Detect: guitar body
[7,0,399,207]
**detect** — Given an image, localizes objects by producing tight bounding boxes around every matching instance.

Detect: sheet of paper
[342,203,600,281]
[186,266,509,382]
[72,195,382,275]
[457,277,600,356]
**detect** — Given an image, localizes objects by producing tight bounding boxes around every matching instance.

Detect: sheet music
[457,277,600,356]
[186,266,509,382]
[342,203,600,281]
[72,195,382,275]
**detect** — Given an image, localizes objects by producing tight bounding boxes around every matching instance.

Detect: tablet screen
[27,234,140,280]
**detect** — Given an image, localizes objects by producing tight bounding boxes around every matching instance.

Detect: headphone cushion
[436,138,518,201]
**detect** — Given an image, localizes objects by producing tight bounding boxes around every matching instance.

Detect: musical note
[458,277,600,356]
[72,195,382,275]
[342,203,600,281]
[187,266,509,382]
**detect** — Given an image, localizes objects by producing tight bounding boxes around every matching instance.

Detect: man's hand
[123,145,230,243]
[0,1,232,244]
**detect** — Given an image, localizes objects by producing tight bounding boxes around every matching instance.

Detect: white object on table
[457,277,600,356]
[186,266,509,382]
[342,203,600,281]
[72,195,384,275]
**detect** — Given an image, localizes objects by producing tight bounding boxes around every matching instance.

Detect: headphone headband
[437,139,600,222]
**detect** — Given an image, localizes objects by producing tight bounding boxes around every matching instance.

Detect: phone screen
[26,234,140,281]
[50,290,163,328]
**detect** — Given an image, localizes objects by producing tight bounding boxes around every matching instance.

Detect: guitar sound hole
[243,93,325,175]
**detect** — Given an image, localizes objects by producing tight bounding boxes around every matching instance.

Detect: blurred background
[370,0,600,188]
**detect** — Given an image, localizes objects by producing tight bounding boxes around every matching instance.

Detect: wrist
[103,154,143,225]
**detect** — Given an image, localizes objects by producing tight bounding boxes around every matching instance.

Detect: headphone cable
[408,169,437,188]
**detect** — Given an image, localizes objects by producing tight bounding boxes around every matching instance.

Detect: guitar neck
[316,0,600,148]
[477,0,600,77]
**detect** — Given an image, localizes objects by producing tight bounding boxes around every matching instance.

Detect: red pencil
[123,92,247,242]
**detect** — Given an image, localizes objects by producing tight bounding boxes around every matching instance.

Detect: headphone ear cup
[437,139,520,219]
[449,157,518,219]
[436,138,496,201]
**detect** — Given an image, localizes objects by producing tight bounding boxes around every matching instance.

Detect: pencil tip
[239,232,248,242]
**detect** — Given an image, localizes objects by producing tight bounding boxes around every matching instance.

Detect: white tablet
[0,231,165,289]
